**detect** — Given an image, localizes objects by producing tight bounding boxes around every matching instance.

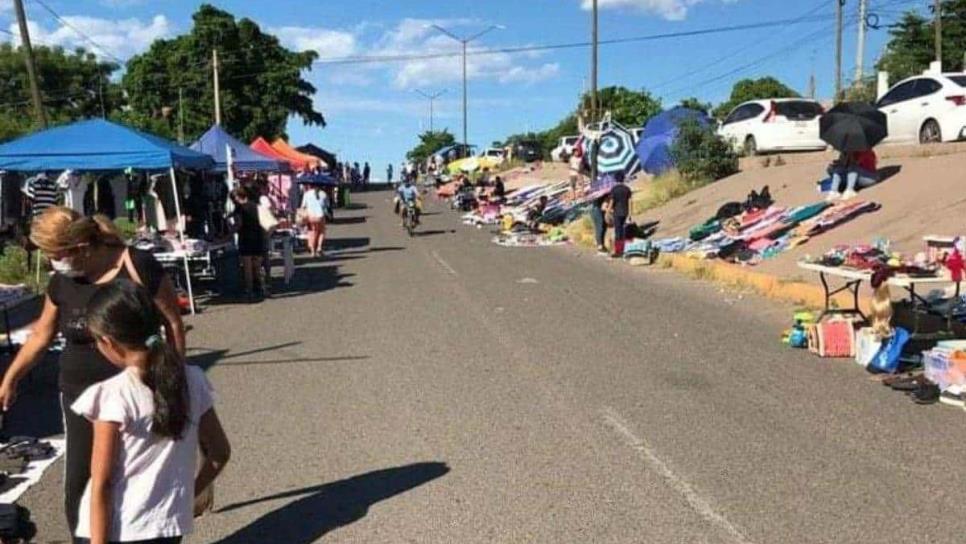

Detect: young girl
[72,280,230,544]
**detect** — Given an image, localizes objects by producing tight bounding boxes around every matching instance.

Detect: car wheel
[744,136,758,157]
[919,119,942,144]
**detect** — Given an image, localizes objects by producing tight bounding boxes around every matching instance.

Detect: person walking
[387,163,394,187]
[300,185,328,257]
[74,279,231,544]
[0,207,184,542]
[363,162,371,188]
[229,187,267,301]
[609,173,632,258]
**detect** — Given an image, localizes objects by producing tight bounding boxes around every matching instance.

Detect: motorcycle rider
[397,177,420,227]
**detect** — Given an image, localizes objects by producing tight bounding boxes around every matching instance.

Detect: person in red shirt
[828,148,878,201]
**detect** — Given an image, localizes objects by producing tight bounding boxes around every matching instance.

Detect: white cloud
[5,14,172,60]
[98,0,148,7]
[367,18,559,89]
[581,0,734,21]
[271,26,356,58]
[499,63,560,84]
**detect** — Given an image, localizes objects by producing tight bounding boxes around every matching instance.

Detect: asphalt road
[19,189,966,543]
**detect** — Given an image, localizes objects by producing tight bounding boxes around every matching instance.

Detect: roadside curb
[653,253,871,313]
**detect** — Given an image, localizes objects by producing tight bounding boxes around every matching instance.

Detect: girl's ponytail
[144,334,189,439]
[87,279,189,439]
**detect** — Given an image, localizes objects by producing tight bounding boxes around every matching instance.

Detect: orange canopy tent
[251,137,311,170]
[271,139,323,170]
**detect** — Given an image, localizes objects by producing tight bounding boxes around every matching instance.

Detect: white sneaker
[825,192,840,202]
[841,189,858,200]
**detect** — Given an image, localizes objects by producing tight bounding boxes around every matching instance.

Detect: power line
[651,0,834,93]
[310,14,836,66]
[29,0,124,63]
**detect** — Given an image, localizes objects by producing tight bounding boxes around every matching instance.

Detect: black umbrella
[819,102,888,153]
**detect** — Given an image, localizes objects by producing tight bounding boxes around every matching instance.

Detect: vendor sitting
[527,195,548,232]
[827,149,877,201]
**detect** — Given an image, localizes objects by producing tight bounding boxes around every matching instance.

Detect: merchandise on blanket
[782,311,816,348]
[923,347,966,391]
[866,327,910,374]
[808,318,856,358]
[546,227,568,243]
[653,237,688,253]
[854,327,882,367]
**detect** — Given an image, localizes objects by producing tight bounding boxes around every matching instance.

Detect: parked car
[876,73,966,145]
[513,140,542,163]
[481,147,506,164]
[551,136,579,162]
[718,98,826,155]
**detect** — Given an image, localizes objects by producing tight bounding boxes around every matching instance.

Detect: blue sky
[1,0,926,178]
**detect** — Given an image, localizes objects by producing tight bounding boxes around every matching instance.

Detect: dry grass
[564,169,711,249]
[630,170,712,217]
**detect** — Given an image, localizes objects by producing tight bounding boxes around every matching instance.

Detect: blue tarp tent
[635,107,711,176]
[190,124,288,173]
[0,118,213,171]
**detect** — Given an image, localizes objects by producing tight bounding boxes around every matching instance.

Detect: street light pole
[431,24,503,158]
[13,0,46,128]
[415,89,447,133]
[591,0,598,186]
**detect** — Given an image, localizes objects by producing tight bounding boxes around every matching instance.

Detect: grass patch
[630,170,712,217]
[0,246,48,293]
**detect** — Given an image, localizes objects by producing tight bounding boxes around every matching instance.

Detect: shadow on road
[272,264,355,298]
[328,216,368,226]
[211,462,450,544]
[414,229,454,237]
[325,236,370,252]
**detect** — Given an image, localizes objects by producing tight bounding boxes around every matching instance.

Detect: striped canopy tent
[595,120,640,178]
[251,137,308,170]
[271,139,321,170]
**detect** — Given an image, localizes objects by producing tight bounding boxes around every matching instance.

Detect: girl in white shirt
[72,280,231,544]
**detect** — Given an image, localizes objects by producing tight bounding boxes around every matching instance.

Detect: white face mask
[50,258,81,277]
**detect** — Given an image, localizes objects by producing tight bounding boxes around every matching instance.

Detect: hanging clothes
[144,175,168,232]
[57,170,87,213]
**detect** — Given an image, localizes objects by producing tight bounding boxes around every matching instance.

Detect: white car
[481,147,506,164]
[876,73,966,145]
[718,98,827,155]
[550,136,579,162]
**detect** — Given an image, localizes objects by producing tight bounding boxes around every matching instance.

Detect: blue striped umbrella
[595,123,640,177]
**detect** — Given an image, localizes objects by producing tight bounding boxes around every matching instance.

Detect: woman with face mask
[0,206,185,543]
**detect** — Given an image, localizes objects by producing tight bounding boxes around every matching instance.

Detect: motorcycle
[402,201,418,237]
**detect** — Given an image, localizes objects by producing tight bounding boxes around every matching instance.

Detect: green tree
[876,2,966,85]
[679,97,712,115]
[0,43,121,142]
[592,86,662,128]
[122,4,325,143]
[712,77,799,119]
[407,130,456,163]
[670,118,738,182]
[876,12,935,84]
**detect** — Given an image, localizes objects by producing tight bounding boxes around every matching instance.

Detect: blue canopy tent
[0,118,215,313]
[296,173,337,186]
[0,118,212,171]
[190,124,289,173]
[635,107,711,176]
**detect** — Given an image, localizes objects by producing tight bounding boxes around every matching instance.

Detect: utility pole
[212,49,222,126]
[13,0,47,128]
[854,0,868,85]
[415,89,446,133]
[934,0,943,66]
[431,24,502,159]
[178,88,185,144]
[98,78,106,118]
[590,0,599,185]
[808,73,816,100]
[834,0,844,101]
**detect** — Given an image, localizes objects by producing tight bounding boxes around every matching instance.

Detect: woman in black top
[0,207,184,542]
[230,186,266,300]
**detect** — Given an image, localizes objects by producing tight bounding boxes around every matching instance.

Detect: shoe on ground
[939,391,965,408]
[825,192,841,202]
[841,189,858,200]
[911,382,940,405]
